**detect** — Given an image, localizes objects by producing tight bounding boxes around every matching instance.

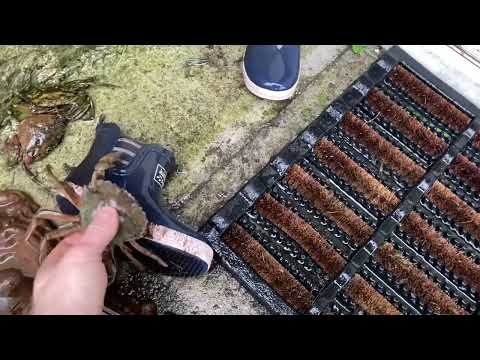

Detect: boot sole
[242,61,299,101]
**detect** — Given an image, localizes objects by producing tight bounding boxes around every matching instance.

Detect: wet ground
[0,45,381,314]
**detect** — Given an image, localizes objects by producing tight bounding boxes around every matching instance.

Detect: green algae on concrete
[0,45,334,213]
[80,45,323,204]
[114,46,381,315]
[178,46,380,227]
[0,45,381,315]
[0,46,283,208]
[0,45,118,206]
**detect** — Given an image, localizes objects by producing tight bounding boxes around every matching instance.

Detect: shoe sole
[147,223,214,274]
[242,61,299,101]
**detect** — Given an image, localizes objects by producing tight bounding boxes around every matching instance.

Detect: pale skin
[31,207,119,315]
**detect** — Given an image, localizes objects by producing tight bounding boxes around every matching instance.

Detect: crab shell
[3,115,67,167]
[0,269,33,315]
[17,114,67,166]
[79,180,148,246]
[0,190,52,277]
[0,191,46,315]
[0,190,39,220]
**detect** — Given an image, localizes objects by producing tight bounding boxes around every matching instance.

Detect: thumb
[76,207,119,255]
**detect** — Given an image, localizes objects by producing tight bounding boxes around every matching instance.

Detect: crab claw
[23,154,34,166]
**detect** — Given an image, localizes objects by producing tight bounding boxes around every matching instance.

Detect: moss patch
[0,45,287,207]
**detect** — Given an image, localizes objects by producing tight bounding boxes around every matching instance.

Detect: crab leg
[129,240,168,268]
[24,210,80,245]
[22,163,44,188]
[118,244,146,272]
[91,152,123,188]
[24,209,81,263]
[38,223,83,263]
[45,165,81,208]
[103,247,117,286]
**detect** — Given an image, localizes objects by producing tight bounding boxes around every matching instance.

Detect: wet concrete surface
[0,45,381,315]
[108,46,381,315]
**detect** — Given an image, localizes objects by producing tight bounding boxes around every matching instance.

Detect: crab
[0,169,166,315]
[0,190,54,315]
[4,114,68,177]
[23,152,169,284]
[0,190,54,277]
[1,78,99,184]
[0,269,33,315]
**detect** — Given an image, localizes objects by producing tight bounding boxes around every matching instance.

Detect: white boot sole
[242,61,299,101]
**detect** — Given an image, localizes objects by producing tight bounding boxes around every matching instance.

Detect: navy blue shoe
[242,45,301,101]
[57,121,122,215]
[57,121,214,277]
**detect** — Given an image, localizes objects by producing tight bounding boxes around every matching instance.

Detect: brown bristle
[342,113,480,243]
[220,66,479,315]
[376,244,467,315]
[402,212,480,294]
[389,65,471,133]
[284,163,460,314]
[223,224,314,312]
[256,194,345,275]
[343,113,480,194]
[285,164,373,246]
[448,155,480,193]
[341,113,425,185]
[367,89,448,158]
[474,134,480,149]
[313,134,480,296]
[427,182,480,241]
[341,113,480,241]
[345,275,402,315]
[256,194,398,314]
[314,138,399,214]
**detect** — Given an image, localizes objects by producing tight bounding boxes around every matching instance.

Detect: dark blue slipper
[57,120,213,277]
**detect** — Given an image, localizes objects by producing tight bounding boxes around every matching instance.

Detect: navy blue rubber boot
[57,121,121,215]
[242,45,301,101]
[57,121,213,277]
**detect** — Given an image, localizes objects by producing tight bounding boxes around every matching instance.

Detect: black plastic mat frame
[199,46,480,315]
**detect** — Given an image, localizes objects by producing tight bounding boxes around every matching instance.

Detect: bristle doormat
[200,46,480,315]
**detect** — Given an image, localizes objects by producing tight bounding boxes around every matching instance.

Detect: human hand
[31,207,119,315]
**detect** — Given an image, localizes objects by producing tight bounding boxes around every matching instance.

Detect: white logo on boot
[153,164,167,188]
